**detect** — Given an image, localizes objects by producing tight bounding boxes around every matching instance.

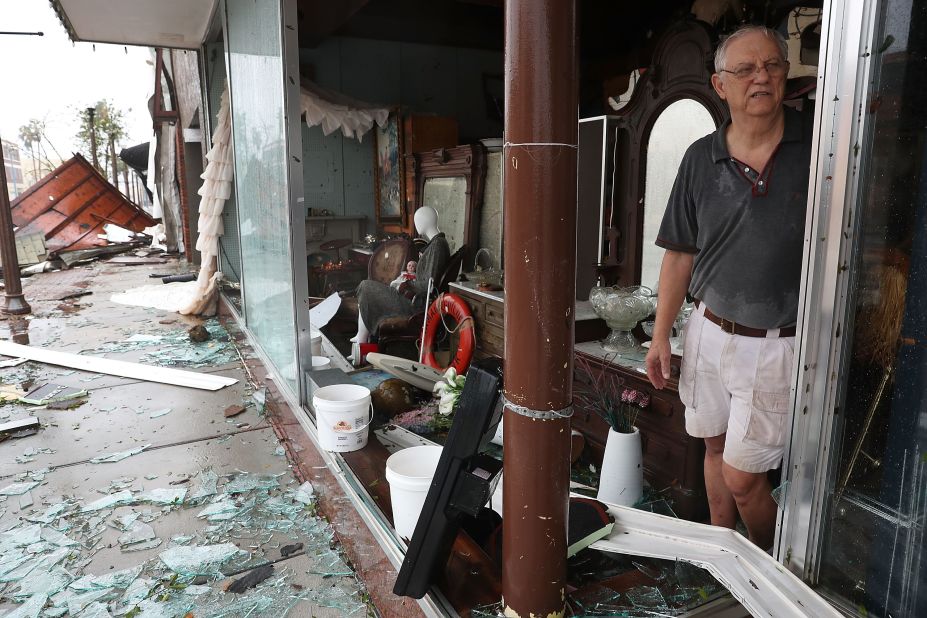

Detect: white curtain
[299,80,390,141]
[180,84,233,316]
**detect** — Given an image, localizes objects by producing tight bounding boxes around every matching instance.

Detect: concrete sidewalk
[0,258,370,616]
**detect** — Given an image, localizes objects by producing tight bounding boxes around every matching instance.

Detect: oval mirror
[641,99,715,292]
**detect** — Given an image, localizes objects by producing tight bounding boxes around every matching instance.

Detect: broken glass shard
[81,491,134,513]
[196,496,242,521]
[40,526,77,547]
[10,565,72,601]
[159,543,242,576]
[252,388,267,413]
[121,538,162,552]
[111,512,140,532]
[90,445,150,464]
[137,487,186,505]
[149,408,171,419]
[626,585,667,609]
[771,480,790,507]
[75,601,113,618]
[0,481,40,495]
[118,576,154,609]
[188,469,218,503]
[290,482,314,505]
[224,473,280,494]
[65,588,115,615]
[2,592,48,618]
[25,501,71,524]
[118,521,157,548]
[69,565,143,591]
[308,549,353,577]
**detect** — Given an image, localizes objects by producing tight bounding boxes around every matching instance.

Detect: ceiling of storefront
[51,0,217,49]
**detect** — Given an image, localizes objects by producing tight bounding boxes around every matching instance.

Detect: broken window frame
[154,48,180,126]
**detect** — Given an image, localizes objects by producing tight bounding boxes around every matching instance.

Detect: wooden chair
[337,237,413,320]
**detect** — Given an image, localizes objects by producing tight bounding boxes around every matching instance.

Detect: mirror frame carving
[608,20,728,287]
[407,144,487,270]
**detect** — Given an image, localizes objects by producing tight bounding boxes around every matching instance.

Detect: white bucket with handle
[385,445,443,539]
[313,384,372,453]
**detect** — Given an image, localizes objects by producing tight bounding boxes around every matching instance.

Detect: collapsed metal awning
[10,154,157,254]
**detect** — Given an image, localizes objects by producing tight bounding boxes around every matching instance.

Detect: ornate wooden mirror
[608,20,728,290]
[408,144,487,269]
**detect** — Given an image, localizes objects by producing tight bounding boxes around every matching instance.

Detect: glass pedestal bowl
[589,285,655,353]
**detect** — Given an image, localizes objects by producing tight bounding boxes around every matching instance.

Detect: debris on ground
[89,444,151,464]
[223,405,246,418]
[0,384,27,402]
[227,564,275,593]
[280,543,303,558]
[0,416,40,437]
[46,398,88,411]
[188,325,210,343]
[252,388,267,414]
[0,469,368,616]
[19,384,89,406]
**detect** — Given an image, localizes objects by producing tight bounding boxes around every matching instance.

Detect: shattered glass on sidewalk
[0,470,369,616]
[78,318,239,369]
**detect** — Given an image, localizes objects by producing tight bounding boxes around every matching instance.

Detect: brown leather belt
[694,300,796,338]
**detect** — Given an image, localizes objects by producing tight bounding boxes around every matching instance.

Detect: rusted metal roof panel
[10,154,157,253]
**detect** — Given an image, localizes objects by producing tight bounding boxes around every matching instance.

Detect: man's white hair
[714,25,788,73]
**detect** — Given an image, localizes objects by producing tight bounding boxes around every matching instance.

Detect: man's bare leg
[722,462,777,549]
[704,434,737,529]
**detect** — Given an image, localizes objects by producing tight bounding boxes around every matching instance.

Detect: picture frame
[374,110,405,225]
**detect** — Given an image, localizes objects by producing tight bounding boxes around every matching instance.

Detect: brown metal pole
[0,141,31,315]
[502,1,577,616]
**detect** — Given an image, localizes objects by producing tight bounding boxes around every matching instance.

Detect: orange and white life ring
[421,293,475,375]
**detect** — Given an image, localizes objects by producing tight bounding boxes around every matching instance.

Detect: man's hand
[645,249,693,390]
[646,336,673,390]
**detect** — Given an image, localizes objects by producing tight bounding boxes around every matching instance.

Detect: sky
[0,1,153,161]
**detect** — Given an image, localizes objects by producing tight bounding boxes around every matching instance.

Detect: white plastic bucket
[313,384,372,453]
[310,330,323,356]
[385,445,443,539]
[311,356,331,371]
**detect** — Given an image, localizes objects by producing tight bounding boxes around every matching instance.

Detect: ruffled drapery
[299,80,390,142]
[180,84,233,316]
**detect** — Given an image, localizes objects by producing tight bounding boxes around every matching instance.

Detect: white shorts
[678,303,796,473]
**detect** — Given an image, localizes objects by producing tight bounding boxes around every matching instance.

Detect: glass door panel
[226,0,298,391]
[817,2,927,616]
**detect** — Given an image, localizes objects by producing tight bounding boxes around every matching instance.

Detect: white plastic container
[596,427,643,506]
[310,356,331,371]
[385,445,443,539]
[313,384,372,453]
[310,330,323,356]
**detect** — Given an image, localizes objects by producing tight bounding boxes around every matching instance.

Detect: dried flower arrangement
[574,355,650,434]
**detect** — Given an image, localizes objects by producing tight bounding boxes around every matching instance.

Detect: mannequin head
[413,206,440,240]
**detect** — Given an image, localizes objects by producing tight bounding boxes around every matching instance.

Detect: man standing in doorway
[645,25,811,550]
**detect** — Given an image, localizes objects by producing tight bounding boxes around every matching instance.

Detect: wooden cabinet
[450,281,708,521]
[402,116,459,225]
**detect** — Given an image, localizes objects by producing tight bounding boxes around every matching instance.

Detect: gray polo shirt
[656,108,811,329]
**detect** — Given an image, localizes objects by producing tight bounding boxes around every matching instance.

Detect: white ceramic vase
[596,427,643,506]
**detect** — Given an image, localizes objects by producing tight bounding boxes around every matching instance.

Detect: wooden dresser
[449,281,708,521]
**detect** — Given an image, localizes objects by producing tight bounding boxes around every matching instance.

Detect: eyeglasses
[720,59,789,80]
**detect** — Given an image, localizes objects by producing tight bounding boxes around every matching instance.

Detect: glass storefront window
[817,1,926,616]
[226,0,299,391]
